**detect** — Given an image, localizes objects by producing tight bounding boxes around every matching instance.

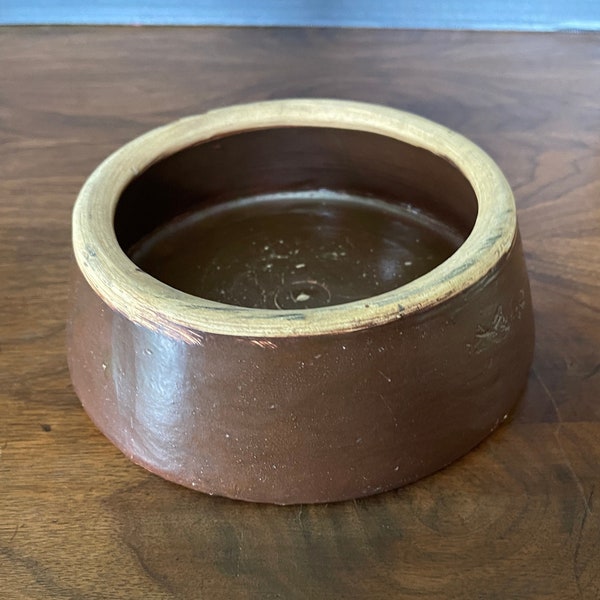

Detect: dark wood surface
[1,27,599,599]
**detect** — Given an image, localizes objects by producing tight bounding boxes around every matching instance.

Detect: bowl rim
[72,99,516,340]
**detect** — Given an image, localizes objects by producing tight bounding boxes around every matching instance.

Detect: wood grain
[0,26,599,598]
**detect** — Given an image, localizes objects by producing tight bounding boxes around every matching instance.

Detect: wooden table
[1,27,599,599]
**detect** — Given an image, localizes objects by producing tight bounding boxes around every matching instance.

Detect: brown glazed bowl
[68,99,534,504]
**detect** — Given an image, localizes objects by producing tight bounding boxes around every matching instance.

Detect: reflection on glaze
[111,317,193,466]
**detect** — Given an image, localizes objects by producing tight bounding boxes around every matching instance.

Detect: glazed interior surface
[116,127,478,309]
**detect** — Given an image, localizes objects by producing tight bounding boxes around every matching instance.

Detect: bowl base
[129,190,464,310]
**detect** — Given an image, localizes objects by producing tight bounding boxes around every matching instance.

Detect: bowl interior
[115,126,478,310]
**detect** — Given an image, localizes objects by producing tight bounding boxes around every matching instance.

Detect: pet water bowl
[68,99,534,504]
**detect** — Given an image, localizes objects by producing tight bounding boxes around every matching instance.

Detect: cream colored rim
[73,99,516,341]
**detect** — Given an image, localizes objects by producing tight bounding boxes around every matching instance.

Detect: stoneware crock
[68,99,534,504]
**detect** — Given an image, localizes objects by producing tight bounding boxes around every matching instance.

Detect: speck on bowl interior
[68,99,534,504]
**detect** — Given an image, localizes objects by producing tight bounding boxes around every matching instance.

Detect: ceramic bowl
[68,99,534,504]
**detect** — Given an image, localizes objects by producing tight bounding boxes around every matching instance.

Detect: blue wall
[1,0,599,30]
